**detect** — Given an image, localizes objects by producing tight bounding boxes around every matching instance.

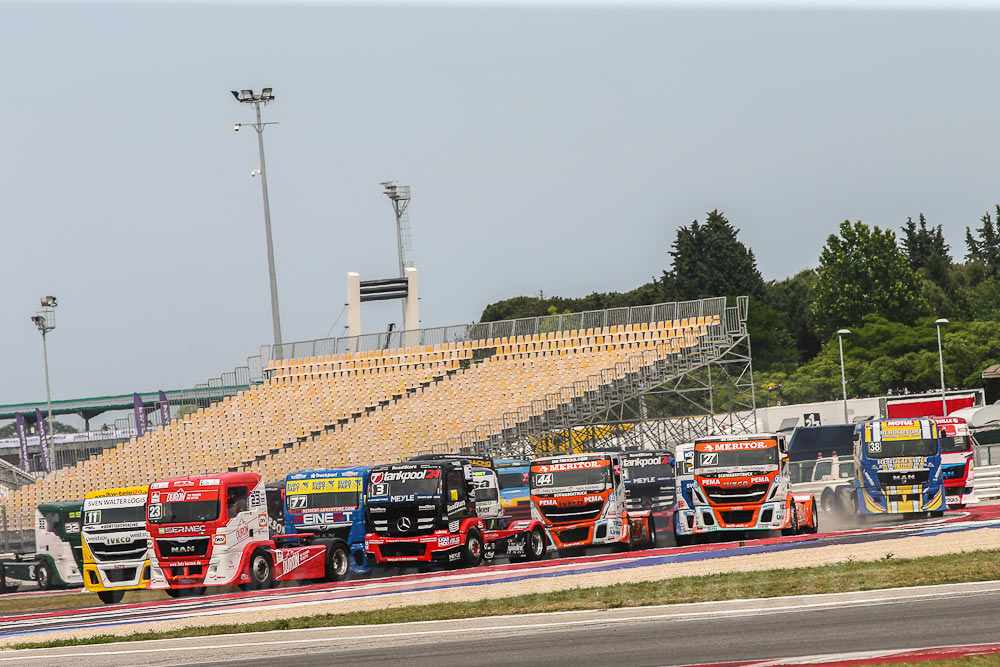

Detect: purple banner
[34,408,52,473]
[158,390,171,428]
[14,413,30,473]
[133,393,147,438]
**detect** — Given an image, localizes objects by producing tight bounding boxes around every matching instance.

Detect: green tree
[966,206,1000,277]
[661,210,764,301]
[812,220,926,338]
[901,214,951,287]
[763,269,821,360]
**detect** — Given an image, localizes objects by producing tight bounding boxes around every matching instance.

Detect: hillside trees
[812,221,925,337]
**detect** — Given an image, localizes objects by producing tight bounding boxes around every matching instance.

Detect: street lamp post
[232,87,282,347]
[837,329,851,424]
[935,318,950,416]
[31,296,57,470]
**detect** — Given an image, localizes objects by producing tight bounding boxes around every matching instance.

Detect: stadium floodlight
[935,319,950,416]
[232,87,283,347]
[837,329,851,424]
[31,297,58,472]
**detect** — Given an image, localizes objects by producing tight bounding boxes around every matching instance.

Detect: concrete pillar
[404,267,419,347]
[346,272,361,340]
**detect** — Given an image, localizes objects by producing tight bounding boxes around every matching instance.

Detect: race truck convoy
[495,458,531,521]
[147,471,374,596]
[530,452,655,554]
[678,434,818,542]
[81,485,150,603]
[934,417,978,509]
[364,458,548,568]
[0,501,83,592]
[621,450,676,546]
[283,466,373,577]
[853,418,945,516]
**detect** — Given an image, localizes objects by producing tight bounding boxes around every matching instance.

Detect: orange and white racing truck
[530,452,655,555]
[147,472,361,596]
[677,434,818,543]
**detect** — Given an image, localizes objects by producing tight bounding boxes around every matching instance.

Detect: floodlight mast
[31,297,58,471]
[381,181,413,323]
[232,88,283,347]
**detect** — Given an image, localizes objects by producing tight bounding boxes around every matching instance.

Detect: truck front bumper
[84,559,150,592]
[677,502,787,534]
[365,532,464,565]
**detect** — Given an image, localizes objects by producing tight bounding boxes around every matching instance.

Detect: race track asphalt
[2,581,999,667]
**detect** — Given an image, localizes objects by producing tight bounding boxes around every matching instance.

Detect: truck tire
[646,517,657,548]
[781,503,799,536]
[0,564,11,594]
[525,527,547,561]
[804,498,819,534]
[35,560,54,590]
[246,550,274,590]
[98,589,126,604]
[929,510,945,518]
[325,541,350,582]
[674,532,691,547]
[821,490,837,514]
[460,532,484,568]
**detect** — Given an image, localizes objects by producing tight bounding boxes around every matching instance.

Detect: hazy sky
[3,2,1000,407]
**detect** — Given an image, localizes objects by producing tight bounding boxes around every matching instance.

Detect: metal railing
[260,297,730,364]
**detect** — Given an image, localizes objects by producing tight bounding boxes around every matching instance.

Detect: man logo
[396,516,412,531]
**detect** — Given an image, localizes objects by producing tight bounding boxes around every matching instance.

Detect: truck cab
[621,450,676,546]
[853,418,945,516]
[684,434,817,541]
[81,485,150,603]
[284,466,372,577]
[147,472,270,594]
[495,459,531,521]
[934,416,978,509]
[0,501,84,592]
[365,459,546,568]
[530,452,651,554]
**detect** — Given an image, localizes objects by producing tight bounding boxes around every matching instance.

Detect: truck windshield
[695,447,778,469]
[497,472,528,490]
[287,490,360,511]
[940,435,971,454]
[865,438,939,458]
[623,462,673,483]
[148,500,220,524]
[532,465,610,490]
[84,505,145,527]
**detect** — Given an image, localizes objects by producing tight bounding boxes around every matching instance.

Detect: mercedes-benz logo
[396,516,412,531]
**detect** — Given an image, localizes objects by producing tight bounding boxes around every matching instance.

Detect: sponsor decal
[533,460,607,473]
[437,536,461,547]
[626,456,672,468]
[159,524,205,534]
[234,521,250,543]
[151,482,169,490]
[301,512,349,526]
[448,552,461,561]
[372,469,441,483]
[199,479,221,486]
[698,440,774,452]
[213,534,226,545]
[700,453,719,466]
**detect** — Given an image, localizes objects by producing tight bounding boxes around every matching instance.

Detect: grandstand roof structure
[0,386,249,422]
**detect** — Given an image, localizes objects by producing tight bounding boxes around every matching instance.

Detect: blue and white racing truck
[284,466,374,578]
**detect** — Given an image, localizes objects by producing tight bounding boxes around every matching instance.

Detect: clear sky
[3,2,999,407]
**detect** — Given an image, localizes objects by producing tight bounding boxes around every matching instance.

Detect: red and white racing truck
[935,417,979,508]
[147,472,356,595]
[364,459,548,568]
[530,452,655,555]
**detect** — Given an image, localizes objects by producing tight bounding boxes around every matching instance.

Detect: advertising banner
[14,413,30,472]
[133,393,147,438]
[158,390,170,428]
[35,408,52,473]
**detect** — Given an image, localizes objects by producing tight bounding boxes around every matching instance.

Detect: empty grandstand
[0,296,747,535]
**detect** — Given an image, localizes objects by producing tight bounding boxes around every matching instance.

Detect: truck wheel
[460,532,484,568]
[246,550,275,590]
[97,589,125,604]
[821,490,837,513]
[805,498,819,534]
[525,527,547,561]
[674,532,690,547]
[35,561,54,590]
[929,510,945,518]
[646,517,657,548]
[781,504,799,536]
[325,542,350,581]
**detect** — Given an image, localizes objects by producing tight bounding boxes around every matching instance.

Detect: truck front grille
[90,539,147,562]
[370,505,438,537]
[877,470,929,486]
[703,483,770,505]
[719,510,755,524]
[538,501,604,525]
[380,543,426,558]
[555,526,590,544]
[157,537,210,558]
[104,567,138,583]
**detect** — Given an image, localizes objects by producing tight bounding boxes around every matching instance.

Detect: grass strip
[880,657,1000,667]
[5,547,1000,651]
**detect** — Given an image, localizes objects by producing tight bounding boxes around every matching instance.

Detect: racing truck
[495,458,531,521]
[364,459,548,568]
[934,416,978,509]
[81,485,150,603]
[147,472,376,596]
[0,501,84,592]
[530,452,655,555]
[853,418,945,516]
[673,443,696,544]
[678,434,818,543]
[621,450,676,547]
[284,466,374,578]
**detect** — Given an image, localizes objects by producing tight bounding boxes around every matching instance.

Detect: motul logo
[373,469,441,483]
